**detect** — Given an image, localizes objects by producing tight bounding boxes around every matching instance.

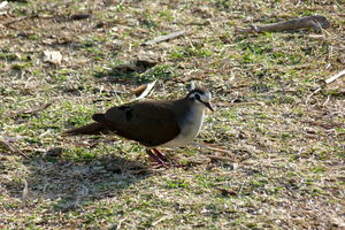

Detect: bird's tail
[62,122,111,136]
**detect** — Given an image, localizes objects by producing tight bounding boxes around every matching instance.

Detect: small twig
[323,69,345,85]
[193,142,233,155]
[152,216,170,226]
[322,95,331,107]
[207,155,233,162]
[3,14,39,27]
[22,178,29,201]
[237,15,330,33]
[0,138,29,159]
[15,102,52,116]
[116,217,127,230]
[306,69,345,104]
[305,87,322,105]
[142,30,186,46]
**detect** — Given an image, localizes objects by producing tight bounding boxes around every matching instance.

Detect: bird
[63,86,214,167]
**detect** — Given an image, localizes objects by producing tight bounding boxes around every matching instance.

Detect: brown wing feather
[101,101,180,147]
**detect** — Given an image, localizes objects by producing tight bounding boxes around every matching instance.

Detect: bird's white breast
[162,104,205,147]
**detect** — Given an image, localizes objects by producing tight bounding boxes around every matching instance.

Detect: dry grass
[0,0,344,229]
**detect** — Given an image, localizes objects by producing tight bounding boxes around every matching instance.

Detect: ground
[0,0,344,229]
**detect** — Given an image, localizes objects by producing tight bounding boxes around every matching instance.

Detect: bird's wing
[101,101,180,147]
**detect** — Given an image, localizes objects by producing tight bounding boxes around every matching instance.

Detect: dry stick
[237,15,330,33]
[324,69,345,84]
[135,80,156,100]
[142,30,186,46]
[306,69,345,104]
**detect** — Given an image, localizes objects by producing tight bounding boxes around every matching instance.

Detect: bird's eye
[195,94,200,100]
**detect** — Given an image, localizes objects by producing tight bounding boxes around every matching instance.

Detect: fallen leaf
[113,59,157,74]
[217,188,237,196]
[132,80,157,99]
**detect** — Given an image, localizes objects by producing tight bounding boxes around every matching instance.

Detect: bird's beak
[203,102,214,112]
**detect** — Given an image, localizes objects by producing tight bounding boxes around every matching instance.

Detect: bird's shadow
[2,153,151,212]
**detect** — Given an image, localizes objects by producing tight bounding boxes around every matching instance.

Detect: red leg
[152,148,182,168]
[152,148,168,161]
[146,149,167,167]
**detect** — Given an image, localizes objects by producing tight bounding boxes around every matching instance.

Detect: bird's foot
[147,149,181,168]
[146,149,168,168]
[152,148,168,161]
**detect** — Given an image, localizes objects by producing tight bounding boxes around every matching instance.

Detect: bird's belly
[162,110,204,147]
